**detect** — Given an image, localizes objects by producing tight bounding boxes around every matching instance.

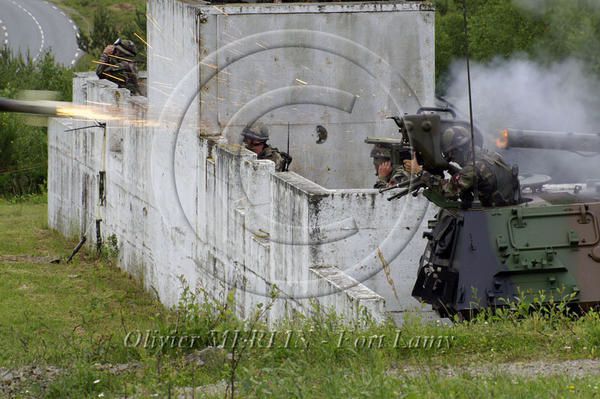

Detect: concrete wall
[49,1,437,324]
[148,0,435,189]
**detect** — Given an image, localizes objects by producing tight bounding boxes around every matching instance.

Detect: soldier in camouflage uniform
[370,145,409,189]
[96,38,141,96]
[416,126,520,207]
[241,123,290,172]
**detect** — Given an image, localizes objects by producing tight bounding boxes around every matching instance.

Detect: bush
[0,49,73,197]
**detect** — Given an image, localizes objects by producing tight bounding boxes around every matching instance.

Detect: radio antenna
[461,0,479,206]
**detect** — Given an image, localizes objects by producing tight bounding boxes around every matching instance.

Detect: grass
[2,196,600,397]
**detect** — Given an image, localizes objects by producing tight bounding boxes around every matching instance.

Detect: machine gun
[368,108,481,202]
[364,115,413,170]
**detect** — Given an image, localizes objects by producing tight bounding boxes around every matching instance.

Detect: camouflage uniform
[241,123,291,172]
[374,165,408,189]
[257,145,287,172]
[431,149,518,207]
[371,145,409,189]
[96,39,141,95]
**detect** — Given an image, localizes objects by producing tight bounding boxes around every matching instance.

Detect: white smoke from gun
[443,57,600,183]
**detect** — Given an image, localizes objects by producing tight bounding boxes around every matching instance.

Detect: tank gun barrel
[497,128,600,152]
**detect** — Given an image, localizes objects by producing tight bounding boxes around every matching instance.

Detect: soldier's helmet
[241,123,269,142]
[114,38,137,57]
[441,126,470,153]
[370,145,392,160]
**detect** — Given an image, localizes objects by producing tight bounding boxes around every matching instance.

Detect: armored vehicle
[384,111,600,318]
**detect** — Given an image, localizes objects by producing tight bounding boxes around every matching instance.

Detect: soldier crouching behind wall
[241,123,292,172]
[95,38,141,96]
[370,144,422,189]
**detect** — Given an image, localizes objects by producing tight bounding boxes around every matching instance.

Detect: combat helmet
[241,123,269,142]
[441,126,470,153]
[370,145,392,160]
[114,38,137,57]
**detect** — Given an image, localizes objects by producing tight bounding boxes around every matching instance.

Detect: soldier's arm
[388,165,409,186]
[374,176,389,189]
[430,166,475,200]
[125,64,141,95]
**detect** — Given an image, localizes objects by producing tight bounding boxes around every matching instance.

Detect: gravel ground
[388,359,600,379]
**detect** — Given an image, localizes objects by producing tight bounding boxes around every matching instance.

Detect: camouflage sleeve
[389,166,410,185]
[265,150,286,172]
[95,53,111,78]
[374,176,389,189]
[124,63,141,95]
[436,165,475,199]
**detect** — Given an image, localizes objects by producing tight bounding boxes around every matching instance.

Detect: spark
[149,86,171,97]
[153,54,173,62]
[152,81,174,88]
[134,32,152,49]
[86,100,113,106]
[56,105,120,121]
[92,60,118,68]
[102,72,125,83]
[146,13,162,32]
[107,53,134,63]
[295,78,308,85]
[212,6,228,16]
[200,61,218,70]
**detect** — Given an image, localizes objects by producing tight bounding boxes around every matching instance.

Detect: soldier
[96,38,141,96]
[241,123,291,172]
[411,126,520,207]
[371,145,406,189]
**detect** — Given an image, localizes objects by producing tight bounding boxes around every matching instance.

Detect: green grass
[2,197,600,397]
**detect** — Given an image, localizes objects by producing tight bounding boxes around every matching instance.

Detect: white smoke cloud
[443,57,600,182]
[445,57,600,136]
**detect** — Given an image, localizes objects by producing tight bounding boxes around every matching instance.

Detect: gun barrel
[0,97,59,116]
[497,128,600,152]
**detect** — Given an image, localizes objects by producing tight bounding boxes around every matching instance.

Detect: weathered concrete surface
[49,1,437,324]
[148,0,435,189]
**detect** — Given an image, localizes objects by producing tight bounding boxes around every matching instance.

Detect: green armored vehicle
[385,111,600,318]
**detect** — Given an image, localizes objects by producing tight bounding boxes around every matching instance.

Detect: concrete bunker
[49,1,437,324]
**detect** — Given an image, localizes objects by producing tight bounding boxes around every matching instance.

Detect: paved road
[0,0,81,66]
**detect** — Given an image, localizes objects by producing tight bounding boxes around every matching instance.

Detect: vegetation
[48,1,147,70]
[435,0,600,92]
[1,198,600,397]
[0,50,72,197]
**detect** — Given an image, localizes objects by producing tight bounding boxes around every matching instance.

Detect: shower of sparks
[56,105,120,121]
[212,6,229,16]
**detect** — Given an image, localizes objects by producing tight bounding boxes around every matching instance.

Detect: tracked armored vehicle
[388,112,600,318]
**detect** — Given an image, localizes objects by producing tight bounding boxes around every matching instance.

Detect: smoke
[444,58,600,182]
[446,58,600,135]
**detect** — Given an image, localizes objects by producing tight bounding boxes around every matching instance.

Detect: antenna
[461,0,479,207]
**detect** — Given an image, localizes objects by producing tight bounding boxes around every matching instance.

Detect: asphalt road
[0,0,81,66]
